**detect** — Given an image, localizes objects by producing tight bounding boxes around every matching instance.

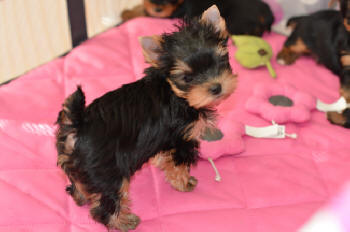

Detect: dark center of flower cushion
[268,95,294,107]
[200,127,224,141]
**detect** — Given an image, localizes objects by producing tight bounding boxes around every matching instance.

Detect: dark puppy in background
[143,0,185,18]
[122,0,185,20]
[56,5,236,231]
[276,10,348,76]
[124,0,274,36]
[277,1,350,128]
[180,0,275,36]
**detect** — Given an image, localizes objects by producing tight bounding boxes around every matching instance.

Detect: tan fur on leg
[71,181,100,206]
[71,182,89,206]
[151,152,198,192]
[327,111,347,126]
[107,179,140,231]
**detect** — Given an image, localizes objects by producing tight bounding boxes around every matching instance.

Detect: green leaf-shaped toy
[232,35,276,78]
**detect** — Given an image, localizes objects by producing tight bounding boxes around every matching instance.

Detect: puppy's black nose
[210,84,222,95]
[155,7,163,12]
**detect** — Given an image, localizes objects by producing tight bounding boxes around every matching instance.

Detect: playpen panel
[0,0,142,84]
[0,0,71,83]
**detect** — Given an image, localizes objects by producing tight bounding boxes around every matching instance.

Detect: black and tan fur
[56,5,236,231]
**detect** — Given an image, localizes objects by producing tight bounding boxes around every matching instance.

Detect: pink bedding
[1,17,350,232]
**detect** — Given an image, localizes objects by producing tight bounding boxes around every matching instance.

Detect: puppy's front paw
[126,214,141,230]
[170,175,198,192]
[277,48,299,65]
[113,213,140,232]
[327,111,346,126]
[186,176,198,192]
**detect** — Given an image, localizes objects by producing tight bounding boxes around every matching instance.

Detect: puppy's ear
[139,36,163,67]
[201,5,228,37]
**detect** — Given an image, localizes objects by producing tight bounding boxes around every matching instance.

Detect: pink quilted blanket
[1,17,350,232]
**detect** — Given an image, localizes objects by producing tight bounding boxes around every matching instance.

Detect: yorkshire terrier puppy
[123,0,274,36]
[276,8,350,127]
[56,5,236,231]
[276,10,348,75]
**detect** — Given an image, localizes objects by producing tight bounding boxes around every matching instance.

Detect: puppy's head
[140,5,237,109]
[144,0,183,18]
[247,1,275,36]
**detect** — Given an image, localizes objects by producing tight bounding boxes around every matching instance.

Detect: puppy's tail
[56,86,85,172]
[286,16,306,30]
[57,86,86,128]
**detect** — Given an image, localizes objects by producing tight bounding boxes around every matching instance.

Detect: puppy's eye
[184,76,193,83]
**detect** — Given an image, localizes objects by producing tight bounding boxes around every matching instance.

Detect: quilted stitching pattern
[0,17,350,232]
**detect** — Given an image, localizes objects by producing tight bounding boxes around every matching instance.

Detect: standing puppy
[56,5,236,231]
[276,2,350,127]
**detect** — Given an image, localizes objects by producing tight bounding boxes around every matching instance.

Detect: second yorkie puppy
[276,10,348,76]
[276,8,350,127]
[56,5,236,231]
[122,0,274,36]
[142,0,274,36]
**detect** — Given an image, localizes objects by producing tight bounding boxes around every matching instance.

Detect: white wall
[0,0,142,83]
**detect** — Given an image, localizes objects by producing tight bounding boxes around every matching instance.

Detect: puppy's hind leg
[90,179,140,232]
[65,182,88,206]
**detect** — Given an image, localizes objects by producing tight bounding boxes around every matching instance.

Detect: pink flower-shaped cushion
[199,112,245,160]
[245,82,316,123]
